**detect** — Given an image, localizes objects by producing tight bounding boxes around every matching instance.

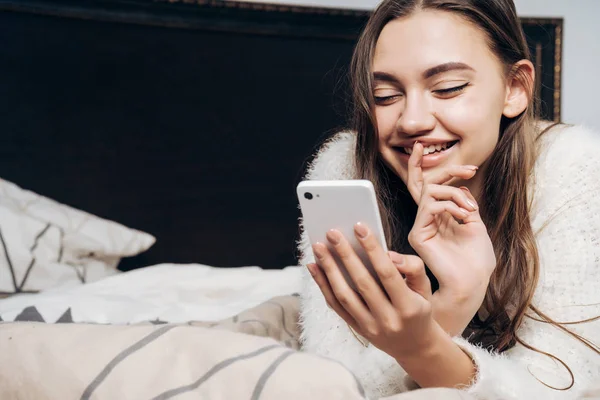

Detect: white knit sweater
[297,124,600,400]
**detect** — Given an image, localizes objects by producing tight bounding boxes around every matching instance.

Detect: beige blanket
[0,295,473,400]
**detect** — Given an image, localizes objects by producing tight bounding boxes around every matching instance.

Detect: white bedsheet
[0,264,304,324]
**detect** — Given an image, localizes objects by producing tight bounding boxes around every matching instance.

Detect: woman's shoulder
[303,131,357,181]
[529,122,600,324]
[530,122,600,242]
[533,121,600,196]
[535,121,600,173]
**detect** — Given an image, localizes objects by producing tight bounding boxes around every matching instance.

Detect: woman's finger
[422,184,478,213]
[458,186,483,224]
[312,243,375,327]
[425,164,478,186]
[325,230,395,320]
[388,252,432,300]
[306,263,360,330]
[407,141,425,203]
[413,200,472,232]
[352,224,412,310]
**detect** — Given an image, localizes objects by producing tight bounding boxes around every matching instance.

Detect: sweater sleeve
[451,125,600,400]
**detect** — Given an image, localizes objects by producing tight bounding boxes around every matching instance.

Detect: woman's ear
[503,60,535,118]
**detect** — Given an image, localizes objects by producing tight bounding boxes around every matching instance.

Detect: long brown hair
[349,0,597,389]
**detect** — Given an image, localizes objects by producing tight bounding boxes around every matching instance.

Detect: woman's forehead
[373,10,494,74]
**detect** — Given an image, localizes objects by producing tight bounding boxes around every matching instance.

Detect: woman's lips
[395,141,458,168]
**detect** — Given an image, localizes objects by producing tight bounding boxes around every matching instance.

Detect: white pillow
[0,178,155,294]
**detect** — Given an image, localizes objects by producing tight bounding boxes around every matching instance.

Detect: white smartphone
[297,179,388,291]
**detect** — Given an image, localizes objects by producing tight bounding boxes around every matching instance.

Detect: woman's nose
[396,93,436,136]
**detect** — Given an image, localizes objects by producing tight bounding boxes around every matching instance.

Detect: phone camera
[304,192,313,200]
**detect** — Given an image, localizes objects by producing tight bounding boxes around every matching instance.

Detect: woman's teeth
[404,142,453,155]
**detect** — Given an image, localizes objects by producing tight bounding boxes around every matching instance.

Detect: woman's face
[373,10,511,188]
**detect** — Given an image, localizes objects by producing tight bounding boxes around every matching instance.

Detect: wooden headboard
[0,0,562,270]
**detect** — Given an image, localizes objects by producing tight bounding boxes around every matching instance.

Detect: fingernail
[459,187,477,210]
[326,230,341,245]
[467,199,478,211]
[463,165,479,171]
[307,263,317,277]
[312,243,325,260]
[354,223,369,239]
[459,208,470,217]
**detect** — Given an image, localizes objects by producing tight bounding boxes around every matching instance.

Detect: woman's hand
[307,226,476,388]
[308,226,435,359]
[405,141,497,337]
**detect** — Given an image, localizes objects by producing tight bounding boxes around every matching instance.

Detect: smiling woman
[372,10,532,189]
[297,0,600,399]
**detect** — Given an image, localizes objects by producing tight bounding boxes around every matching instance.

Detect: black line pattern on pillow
[0,297,370,398]
[265,300,295,338]
[56,308,74,323]
[15,306,45,322]
[0,226,19,292]
[0,223,62,294]
[0,221,87,294]
[66,260,87,284]
[150,344,284,400]
[0,321,368,400]
[80,325,179,400]
[8,306,74,323]
[18,223,52,292]
[250,350,296,400]
[57,227,65,263]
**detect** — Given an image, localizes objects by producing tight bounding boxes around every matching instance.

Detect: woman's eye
[374,94,401,105]
[434,82,469,97]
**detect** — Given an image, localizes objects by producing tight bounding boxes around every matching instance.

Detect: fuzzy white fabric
[297,125,600,400]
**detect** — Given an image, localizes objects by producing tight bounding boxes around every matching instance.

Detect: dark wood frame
[520,17,563,122]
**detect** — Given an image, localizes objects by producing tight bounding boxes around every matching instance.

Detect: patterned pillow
[0,178,155,294]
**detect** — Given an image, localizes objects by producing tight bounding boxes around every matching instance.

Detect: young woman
[297,0,600,399]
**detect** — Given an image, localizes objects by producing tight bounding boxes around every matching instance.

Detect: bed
[0,1,563,398]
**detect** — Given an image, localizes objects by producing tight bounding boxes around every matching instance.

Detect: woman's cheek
[436,96,491,133]
[436,97,502,165]
[375,107,399,139]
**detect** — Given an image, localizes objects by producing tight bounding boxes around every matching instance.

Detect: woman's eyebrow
[423,62,474,79]
[373,62,474,84]
[373,71,400,84]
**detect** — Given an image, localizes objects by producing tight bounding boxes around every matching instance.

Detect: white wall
[247,0,600,131]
